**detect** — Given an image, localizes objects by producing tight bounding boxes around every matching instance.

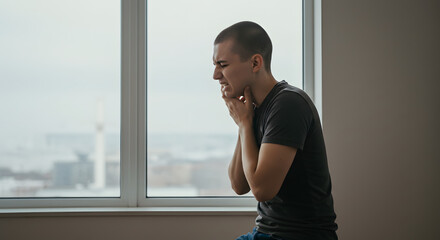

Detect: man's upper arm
[250,92,311,202]
[262,92,312,151]
[250,143,297,202]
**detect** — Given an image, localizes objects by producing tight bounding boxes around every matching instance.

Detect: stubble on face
[213,40,252,99]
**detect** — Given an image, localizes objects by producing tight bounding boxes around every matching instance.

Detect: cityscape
[0,108,238,198]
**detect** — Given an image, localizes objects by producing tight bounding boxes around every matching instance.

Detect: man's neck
[251,75,278,107]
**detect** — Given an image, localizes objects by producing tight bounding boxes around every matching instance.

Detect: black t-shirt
[254,81,338,240]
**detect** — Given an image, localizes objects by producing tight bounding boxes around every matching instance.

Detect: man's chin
[225,92,239,99]
[223,91,233,98]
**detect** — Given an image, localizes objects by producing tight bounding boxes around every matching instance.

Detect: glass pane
[0,0,121,197]
[147,0,302,197]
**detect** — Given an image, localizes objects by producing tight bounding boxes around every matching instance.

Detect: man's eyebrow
[215,60,228,64]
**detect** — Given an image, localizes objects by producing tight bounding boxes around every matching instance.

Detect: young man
[213,21,338,240]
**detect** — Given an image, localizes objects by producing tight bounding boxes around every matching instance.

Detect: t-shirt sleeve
[261,92,313,150]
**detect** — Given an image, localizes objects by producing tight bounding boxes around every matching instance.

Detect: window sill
[0,207,257,218]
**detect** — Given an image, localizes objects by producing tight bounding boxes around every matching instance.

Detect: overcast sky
[147,0,303,134]
[0,0,302,147]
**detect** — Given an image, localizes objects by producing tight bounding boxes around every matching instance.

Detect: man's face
[213,39,252,98]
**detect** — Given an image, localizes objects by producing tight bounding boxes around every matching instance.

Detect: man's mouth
[221,83,229,93]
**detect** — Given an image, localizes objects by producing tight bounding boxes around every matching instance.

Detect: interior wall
[0,214,256,240]
[322,0,440,239]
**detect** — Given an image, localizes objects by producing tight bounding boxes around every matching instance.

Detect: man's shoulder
[272,86,309,108]
[259,81,315,119]
[266,83,316,124]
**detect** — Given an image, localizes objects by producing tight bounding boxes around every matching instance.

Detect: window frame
[0,0,320,209]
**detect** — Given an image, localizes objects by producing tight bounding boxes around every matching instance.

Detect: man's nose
[213,66,222,80]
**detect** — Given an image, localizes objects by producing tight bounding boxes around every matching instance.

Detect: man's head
[214,21,273,72]
[213,21,273,98]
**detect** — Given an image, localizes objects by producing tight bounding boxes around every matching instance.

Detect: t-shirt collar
[255,80,287,110]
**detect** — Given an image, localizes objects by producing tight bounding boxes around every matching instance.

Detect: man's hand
[222,86,297,202]
[222,86,254,128]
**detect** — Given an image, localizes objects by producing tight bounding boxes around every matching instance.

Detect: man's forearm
[239,124,260,193]
[228,135,250,195]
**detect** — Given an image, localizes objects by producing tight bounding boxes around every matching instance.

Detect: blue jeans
[235,228,283,240]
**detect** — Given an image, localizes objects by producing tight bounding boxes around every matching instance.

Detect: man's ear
[251,54,264,73]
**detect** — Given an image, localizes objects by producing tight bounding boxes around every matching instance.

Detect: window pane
[147,0,302,197]
[0,0,121,197]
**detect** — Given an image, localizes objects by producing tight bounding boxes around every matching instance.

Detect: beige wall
[0,214,256,240]
[1,1,440,240]
[323,0,440,239]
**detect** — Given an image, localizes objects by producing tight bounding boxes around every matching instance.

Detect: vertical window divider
[313,0,323,121]
[303,0,315,101]
[121,0,145,207]
[303,0,322,120]
[136,0,147,207]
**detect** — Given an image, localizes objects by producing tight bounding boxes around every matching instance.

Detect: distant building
[52,152,119,189]
[52,153,94,188]
[105,160,120,187]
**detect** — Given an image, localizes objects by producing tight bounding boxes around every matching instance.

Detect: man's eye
[220,64,228,68]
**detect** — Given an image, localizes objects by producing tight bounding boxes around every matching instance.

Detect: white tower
[94,99,106,188]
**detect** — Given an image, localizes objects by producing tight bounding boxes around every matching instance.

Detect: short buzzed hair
[214,21,273,72]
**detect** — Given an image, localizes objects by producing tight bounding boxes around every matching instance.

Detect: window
[0,0,121,199]
[146,0,303,198]
[0,0,316,208]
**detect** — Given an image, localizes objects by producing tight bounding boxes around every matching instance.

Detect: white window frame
[0,0,320,209]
